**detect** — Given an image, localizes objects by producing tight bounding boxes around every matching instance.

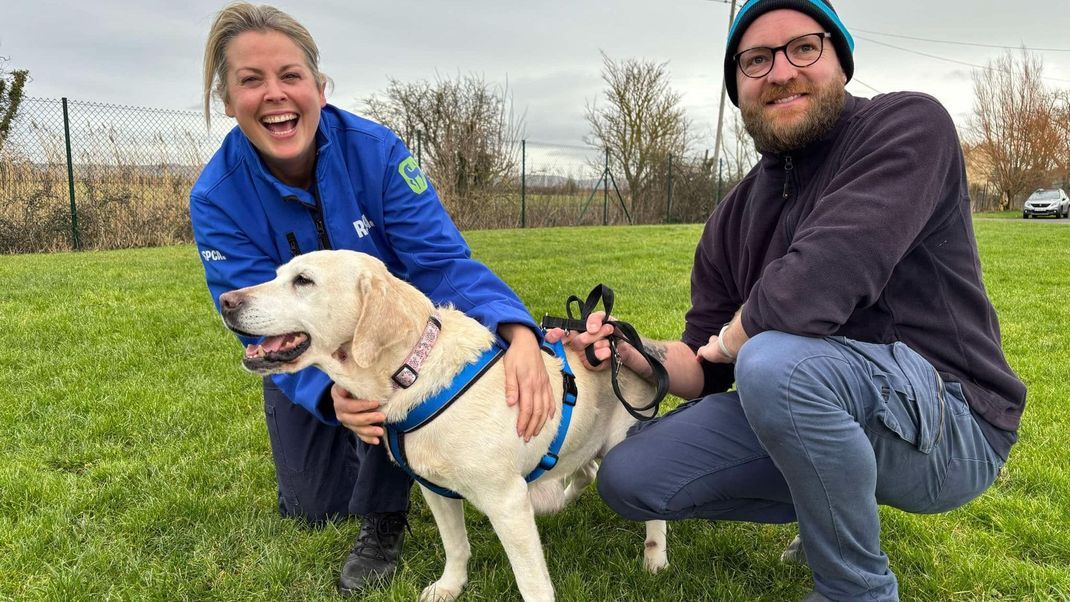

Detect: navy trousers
[598,333,1004,601]
[262,377,413,522]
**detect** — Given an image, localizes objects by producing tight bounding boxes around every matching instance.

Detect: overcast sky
[4,0,1070,165]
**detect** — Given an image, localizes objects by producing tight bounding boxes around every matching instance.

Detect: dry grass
[0,97,718,253]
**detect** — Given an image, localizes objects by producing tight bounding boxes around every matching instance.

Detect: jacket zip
[281,191,332,252]
[781,155,799,246]
[782,155,794,200]
[286,232,301,257]
[309,181,333,250]
[310,208,331,250]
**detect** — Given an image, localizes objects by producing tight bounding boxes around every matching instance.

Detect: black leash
[540,284,669,421]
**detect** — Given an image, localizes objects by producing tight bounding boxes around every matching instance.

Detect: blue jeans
[598,332,1004,601]
[263,378,412,522]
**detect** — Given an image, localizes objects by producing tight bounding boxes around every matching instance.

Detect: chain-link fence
[0,97,730,254]
[0,97,233,253]
[428,138,730,231]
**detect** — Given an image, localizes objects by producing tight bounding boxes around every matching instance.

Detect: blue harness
[384,340,578,499]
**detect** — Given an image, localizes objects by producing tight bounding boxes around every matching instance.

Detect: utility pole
[711,0,737,187]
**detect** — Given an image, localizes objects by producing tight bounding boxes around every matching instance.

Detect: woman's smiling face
[224,29,326,188]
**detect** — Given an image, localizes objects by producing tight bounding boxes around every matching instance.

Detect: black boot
[337,511,408,595]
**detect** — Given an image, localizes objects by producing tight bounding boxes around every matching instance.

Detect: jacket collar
[237,106,335,206]
[757,92,862,169]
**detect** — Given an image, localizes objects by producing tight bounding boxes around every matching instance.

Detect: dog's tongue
[261,334,293,353]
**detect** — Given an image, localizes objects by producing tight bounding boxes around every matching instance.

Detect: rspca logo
[353,214,376,238]
[201,249,227,261]
[398,156,428,194]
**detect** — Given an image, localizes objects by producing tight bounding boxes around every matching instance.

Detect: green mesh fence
[0,97,232,253]
[420,138,726,231]
[0,97,726,254]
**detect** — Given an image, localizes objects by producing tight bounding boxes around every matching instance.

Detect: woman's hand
[499,324,555,442]
[332,383,386,445]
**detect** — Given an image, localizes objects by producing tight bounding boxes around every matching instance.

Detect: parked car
[1022,188,1070,219]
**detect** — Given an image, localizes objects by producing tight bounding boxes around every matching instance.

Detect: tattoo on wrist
[646,341,668,362]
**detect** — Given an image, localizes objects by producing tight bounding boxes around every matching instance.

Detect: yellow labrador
[218,249,667,601]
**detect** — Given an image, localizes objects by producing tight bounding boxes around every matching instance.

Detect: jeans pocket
[944,381,971,416]
[870,346,944,454]
[873,375,921,446]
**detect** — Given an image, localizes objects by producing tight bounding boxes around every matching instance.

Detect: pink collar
[391,313,442,389]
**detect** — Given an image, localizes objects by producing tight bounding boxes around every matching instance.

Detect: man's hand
[332,383,386,445]
[499,324,555,442]
[696,311,748,364]
[543,311,617,371]
[696,333,735,364]
[544,311,657,379]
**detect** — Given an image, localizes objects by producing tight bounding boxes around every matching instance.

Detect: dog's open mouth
[242,332,311,372]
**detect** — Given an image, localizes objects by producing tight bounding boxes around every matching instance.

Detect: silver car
[1023,188,1070,219]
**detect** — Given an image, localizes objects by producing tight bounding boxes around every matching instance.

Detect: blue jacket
[190,104,536,423]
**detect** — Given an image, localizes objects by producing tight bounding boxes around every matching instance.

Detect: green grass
[1,221,1067,601]
[974,210,1022,220]
[977,210,1070,221]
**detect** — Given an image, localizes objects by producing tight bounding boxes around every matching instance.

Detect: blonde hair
[202,2,330,126]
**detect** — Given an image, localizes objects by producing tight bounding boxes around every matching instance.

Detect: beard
[741,79,846,154]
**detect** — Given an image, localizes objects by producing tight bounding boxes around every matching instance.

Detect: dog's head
[219,250,431,384]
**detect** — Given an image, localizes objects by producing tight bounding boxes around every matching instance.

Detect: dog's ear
[350,274,388,368]
[349,273,406,369]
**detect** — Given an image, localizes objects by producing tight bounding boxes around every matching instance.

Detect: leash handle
[540,284,668,421]
[567,285,614,367]
[540,314,601,365]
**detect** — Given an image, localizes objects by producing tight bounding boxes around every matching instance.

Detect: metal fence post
[62,97,80,250]
[603,147,609,226]
[520,139,526,228]
[416,130,423,166]
[666,153,673,222]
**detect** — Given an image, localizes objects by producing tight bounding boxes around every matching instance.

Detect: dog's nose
[220,291,243,311]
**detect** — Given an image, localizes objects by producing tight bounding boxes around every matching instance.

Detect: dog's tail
[528,459,599,515]
[528,479,568,516]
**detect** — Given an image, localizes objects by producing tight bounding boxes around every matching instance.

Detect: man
[547,1,1025,600]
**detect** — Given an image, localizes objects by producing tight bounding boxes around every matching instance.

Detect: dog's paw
[419,581,463,602]
[643,551,669,574]
[643,544,669,574]
[642,520,668,573]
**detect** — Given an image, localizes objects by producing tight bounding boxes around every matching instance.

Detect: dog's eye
[293,274,315,287]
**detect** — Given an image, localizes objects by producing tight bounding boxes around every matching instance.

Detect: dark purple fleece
[685,92,1025,459]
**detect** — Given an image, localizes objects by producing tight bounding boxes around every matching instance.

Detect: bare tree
[1050,89,1070,188]
[362,73,523,225]
[585,52,691,220]
[968,49,1061,210]
[723,111,759,184]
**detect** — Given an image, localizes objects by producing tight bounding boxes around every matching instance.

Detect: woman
[191,3,553,594]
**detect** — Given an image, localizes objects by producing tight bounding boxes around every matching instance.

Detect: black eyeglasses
[734,32,831,79]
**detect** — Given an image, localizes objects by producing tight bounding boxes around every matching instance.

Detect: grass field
[0,221,1067,601]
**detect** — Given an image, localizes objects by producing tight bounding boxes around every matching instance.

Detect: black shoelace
[351,514,409,561]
